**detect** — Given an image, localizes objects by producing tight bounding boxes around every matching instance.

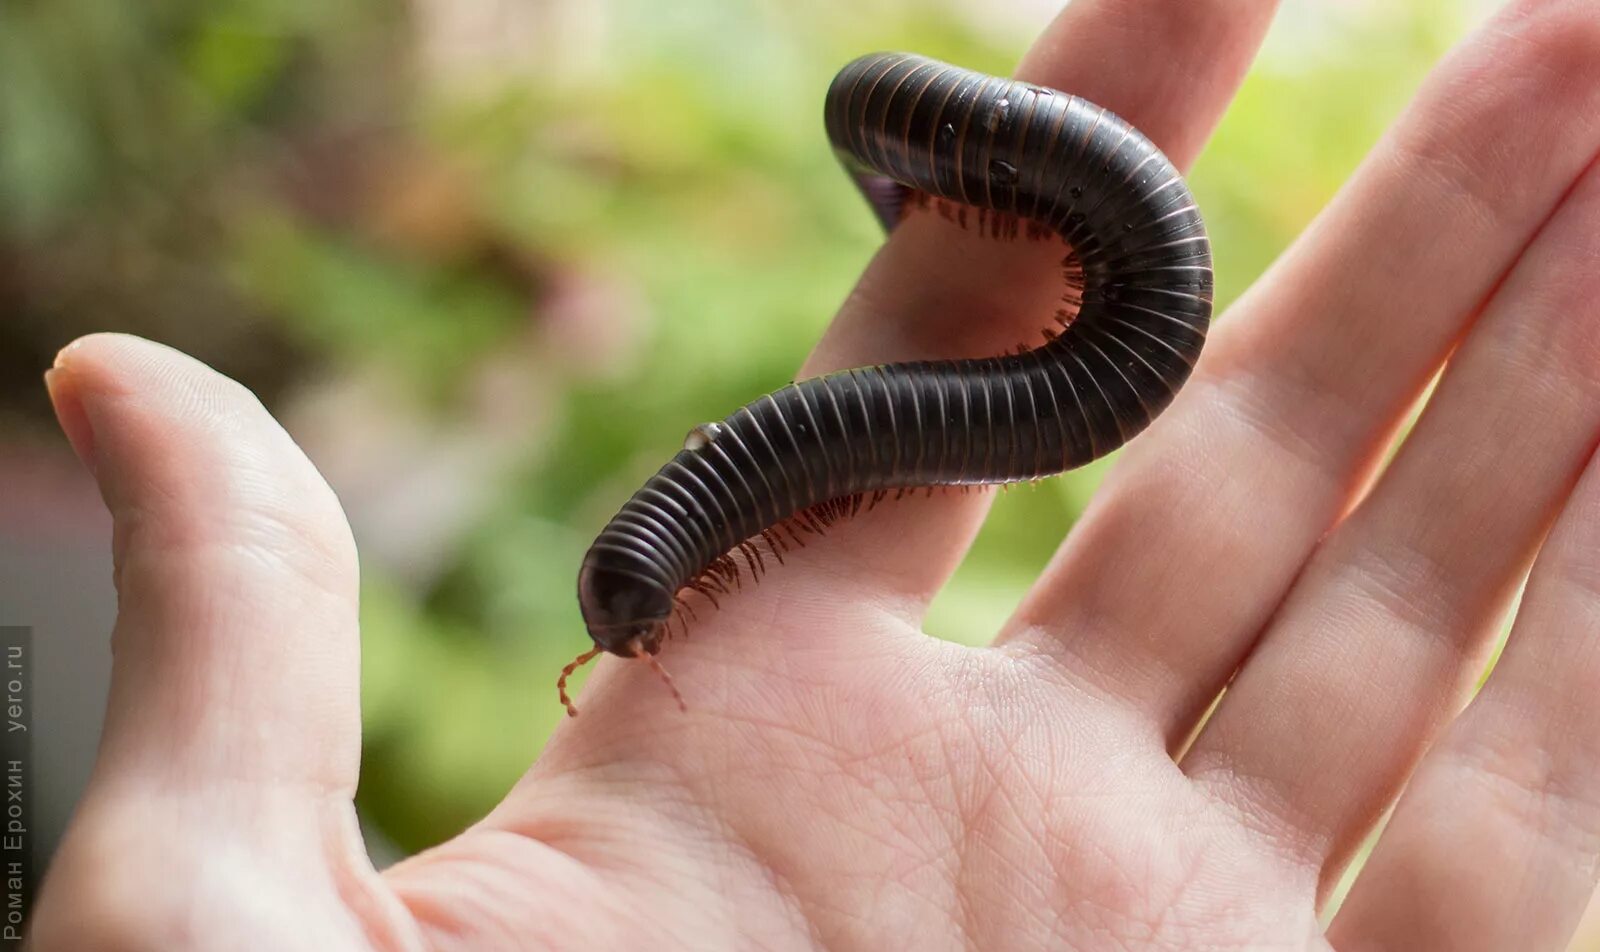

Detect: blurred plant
[0,0,1473,854]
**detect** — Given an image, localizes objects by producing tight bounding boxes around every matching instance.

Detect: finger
[1004,0,1600,740]
[790,0,1278,604]
[1328,431,1600,951]
[34,336,417,952]
[1182,152,1600,883]
[43,333,363,798]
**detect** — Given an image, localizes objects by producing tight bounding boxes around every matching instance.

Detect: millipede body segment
[572,52,1212,670]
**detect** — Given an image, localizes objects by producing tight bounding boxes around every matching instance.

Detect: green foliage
[1,0,1473,853]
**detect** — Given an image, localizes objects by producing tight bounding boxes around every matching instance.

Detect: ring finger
[1328,395,1600,951]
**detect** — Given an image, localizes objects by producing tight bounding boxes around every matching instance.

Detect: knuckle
[1447,723,1600,859]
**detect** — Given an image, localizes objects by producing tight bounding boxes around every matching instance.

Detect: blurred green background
[0,0,1513,884]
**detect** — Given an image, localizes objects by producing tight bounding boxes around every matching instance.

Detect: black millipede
[560,52,1212,715]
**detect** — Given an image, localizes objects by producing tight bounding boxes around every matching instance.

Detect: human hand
[30,1,1600,949]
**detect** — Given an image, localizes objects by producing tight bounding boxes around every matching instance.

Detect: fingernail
[44,366,97,476]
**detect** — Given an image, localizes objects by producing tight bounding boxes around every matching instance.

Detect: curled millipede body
[565,52,1212,704]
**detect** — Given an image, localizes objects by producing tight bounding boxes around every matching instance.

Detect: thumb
[30,337,420,952]
[45,333,363,799]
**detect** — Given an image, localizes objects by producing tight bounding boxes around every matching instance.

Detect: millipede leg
[783,522,808,547]
[761,528,788,563]
[675,594,700,623]
[687,580,721,608]
[742,540,766,577]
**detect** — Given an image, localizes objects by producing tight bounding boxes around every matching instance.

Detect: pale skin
[27,0,1600,948]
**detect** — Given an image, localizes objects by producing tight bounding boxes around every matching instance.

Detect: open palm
[32,1,1600,949]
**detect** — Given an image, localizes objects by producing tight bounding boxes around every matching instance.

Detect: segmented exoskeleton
[562,53,1212,713]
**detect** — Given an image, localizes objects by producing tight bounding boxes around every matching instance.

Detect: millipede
[560,52,1212,715]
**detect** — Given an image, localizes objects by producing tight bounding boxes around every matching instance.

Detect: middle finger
[1184,146,1600,886]
[1002,0,1600,743]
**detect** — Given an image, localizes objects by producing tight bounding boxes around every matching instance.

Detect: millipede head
[577,559,674,656]
[557,630,684,718]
